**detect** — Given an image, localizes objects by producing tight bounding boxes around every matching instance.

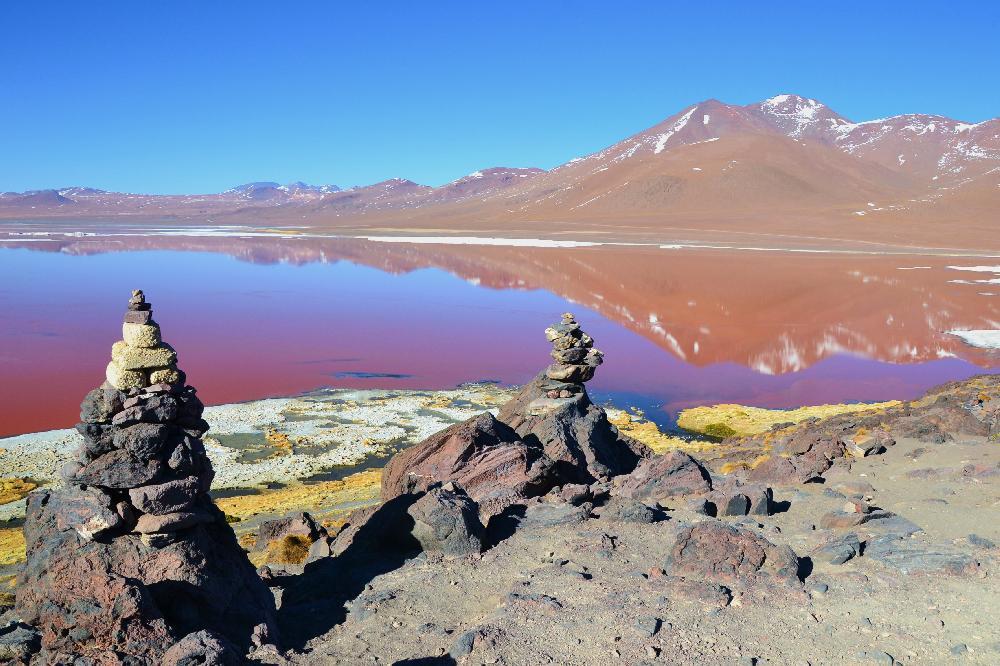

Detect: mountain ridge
[2,93,997,249]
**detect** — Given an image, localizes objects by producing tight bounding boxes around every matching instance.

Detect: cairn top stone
[106,290,183,390]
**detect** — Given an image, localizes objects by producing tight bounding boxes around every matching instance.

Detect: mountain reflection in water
[0,229,996,437]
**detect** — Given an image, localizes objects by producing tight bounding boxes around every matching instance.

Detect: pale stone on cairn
[149,367,182,384]
[106,361,147,391]
[122,322,162,348]
[111,340,177,370]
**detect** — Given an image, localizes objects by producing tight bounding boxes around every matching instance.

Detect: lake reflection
[0,230,996,437]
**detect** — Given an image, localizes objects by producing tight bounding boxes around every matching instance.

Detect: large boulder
[613,450,712,500]
[382,412,555,520]
[406,482,486,556]
[16,491,278,661]
[497,374,650,484]
[665,521,801,588]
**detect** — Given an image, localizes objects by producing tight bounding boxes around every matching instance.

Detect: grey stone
[0,621,41,660]
[450,630,478,658]
[633,616,661,637]
[406,483,485,556]
[128,476,201,515]
[813,533,862,565]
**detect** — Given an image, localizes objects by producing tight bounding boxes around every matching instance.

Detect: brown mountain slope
[1,94,997,250]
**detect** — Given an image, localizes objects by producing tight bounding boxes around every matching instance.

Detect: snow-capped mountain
[2,94,997,246]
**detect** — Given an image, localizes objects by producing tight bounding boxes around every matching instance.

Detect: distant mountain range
[2,94,997,247]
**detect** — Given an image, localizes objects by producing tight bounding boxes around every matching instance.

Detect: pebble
[633,616,661,637]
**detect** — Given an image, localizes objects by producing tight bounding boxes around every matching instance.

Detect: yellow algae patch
[215,468,382,522]
[0,478,37,506]
[608,412,713,454]
[0,527,26,567]
[677,401,900,438]
[264,429,294,457]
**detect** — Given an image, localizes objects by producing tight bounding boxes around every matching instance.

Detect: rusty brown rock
[614,451,712,500]
[382,412,555,519]
[665,520,801,588]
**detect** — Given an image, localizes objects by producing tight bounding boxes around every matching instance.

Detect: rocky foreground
[0,305,998,664]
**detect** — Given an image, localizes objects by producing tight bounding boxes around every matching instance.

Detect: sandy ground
[274,431,1000,665]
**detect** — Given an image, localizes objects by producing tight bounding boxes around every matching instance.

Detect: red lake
[0,229,997,437]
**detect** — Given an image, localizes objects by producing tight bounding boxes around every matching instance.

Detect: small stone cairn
[105,289,184,390]
[540,313,604,398]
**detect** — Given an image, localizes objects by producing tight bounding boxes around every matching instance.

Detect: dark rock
[0,621,41,662]
[51,485,123,540]
[615,451,712,500]
[813,533,862,565]
[382,412,555,520]
[123,309,154,324]
[665,520,801,587]
[162,630,242,666]
[498,376,649,484]
[17,493,277,659]
[255,511,323,550]
[718,493,750,517]
[134,509,216,534]
[79,385,123,424]
[864,535,981,576]
[75,422,115,459]
[968,533,997,549]
[601,497,661,524]
[633,616,661,637]
[521,501,592,528]
[406,482,485,556]
[558,483,591,505]
[128,476,201,515]
[74,447,163,489]
[450,629,478,658]
[112,394,179,427]
[113,422,174,460]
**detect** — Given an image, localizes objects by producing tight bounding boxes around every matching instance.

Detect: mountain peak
[749,94,845,137]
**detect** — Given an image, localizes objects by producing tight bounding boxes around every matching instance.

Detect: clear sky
[2,1,997,194]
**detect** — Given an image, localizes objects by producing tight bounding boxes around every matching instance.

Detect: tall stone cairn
[541,312,604,396]
[15,291,278,663]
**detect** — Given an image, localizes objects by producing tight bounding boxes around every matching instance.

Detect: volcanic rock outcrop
[497,313,650,483]
[14,292,278,663]
[383,314,647,526]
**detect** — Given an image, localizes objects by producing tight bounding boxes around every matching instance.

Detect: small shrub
[703,423,738,439]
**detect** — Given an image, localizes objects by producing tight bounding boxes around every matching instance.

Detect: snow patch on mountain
[654,108,697,154]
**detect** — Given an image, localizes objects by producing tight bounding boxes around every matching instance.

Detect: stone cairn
[540,312,604,398]
[15,291,277,662]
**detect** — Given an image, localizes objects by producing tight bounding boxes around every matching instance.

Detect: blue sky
[2,1,997,194]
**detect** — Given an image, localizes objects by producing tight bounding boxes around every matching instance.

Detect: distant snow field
[948,329,1000,349]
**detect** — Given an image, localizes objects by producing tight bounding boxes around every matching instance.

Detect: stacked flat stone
[63,291,212,541]
[105,289,184,390]
[541,312,604,398]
